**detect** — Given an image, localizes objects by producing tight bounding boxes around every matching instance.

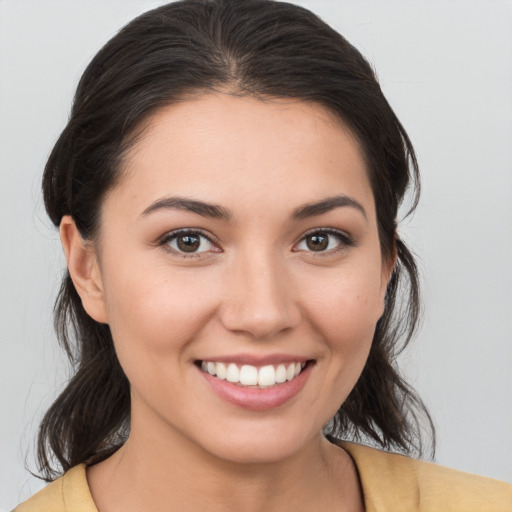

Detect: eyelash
[157,228,355,259]
[294,228,356,256]
[158,229,217,258]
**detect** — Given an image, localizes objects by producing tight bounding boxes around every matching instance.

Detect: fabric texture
[14,442,512,512]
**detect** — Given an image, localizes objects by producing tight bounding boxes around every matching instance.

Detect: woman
[14,0,511,510]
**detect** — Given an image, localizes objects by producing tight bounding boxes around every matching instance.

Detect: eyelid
[156,227,355,258]
[293,227,356,255]
[158,228,221,258]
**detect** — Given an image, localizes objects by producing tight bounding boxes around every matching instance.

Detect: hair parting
[37,0,434,481]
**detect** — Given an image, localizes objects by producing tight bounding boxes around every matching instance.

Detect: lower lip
[199,363,313,411]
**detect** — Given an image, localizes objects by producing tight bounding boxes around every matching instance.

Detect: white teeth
[216,362,227,380]
[239,365,258,386]
[200,360,307,387]
[258,365,276,386]
[226,363,240,383]
[275,364,287,383]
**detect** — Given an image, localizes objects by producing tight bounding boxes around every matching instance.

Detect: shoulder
[14,464,97,512]
[340,441,512,512]
[14,478,66,512]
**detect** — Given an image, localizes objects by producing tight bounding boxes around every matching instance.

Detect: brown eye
[165,231,214,255]
[306,234,329,251]
[176,234,200,252]
[295,229,353,254]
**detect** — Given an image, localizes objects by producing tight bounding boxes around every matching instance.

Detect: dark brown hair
[38,0,433,481]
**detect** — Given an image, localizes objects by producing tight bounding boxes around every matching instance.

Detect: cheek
[99,262,225,412]
[293,267,383,422]
[100,257,221,357]
[303,264,384,351]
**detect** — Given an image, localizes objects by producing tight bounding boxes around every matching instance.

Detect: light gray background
[1,0,511,510]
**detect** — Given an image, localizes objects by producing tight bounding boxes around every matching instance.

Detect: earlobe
[59,216,109,324]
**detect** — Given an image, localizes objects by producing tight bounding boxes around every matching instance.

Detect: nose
[219,249,301,340]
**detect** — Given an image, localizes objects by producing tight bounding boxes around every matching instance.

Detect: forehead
[113,93,375,222]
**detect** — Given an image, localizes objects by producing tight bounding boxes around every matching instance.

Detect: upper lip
[196,353,312,366]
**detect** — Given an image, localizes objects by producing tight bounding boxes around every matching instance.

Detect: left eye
[295,231,349,253]
[164,231,214,254]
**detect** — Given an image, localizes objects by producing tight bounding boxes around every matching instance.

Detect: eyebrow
[291,195,367,221]
[141,197,232,221]
[140,194,366,222]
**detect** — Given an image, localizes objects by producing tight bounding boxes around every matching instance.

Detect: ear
[60,216,109,324]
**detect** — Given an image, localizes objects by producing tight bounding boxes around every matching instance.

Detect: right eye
[159,229,217,257]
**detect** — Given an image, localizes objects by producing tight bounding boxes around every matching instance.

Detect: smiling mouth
[198,360,311,388]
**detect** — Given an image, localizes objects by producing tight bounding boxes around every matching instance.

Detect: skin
[61,93,393,512]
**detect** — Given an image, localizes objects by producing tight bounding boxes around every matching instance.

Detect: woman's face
[77,93,391,464]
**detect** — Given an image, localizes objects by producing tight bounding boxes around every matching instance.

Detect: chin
[191,418,323,466]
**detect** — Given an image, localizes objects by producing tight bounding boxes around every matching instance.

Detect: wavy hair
[38,0,433,481]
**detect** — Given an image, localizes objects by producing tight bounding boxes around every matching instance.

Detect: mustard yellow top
[14,442,512,512]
